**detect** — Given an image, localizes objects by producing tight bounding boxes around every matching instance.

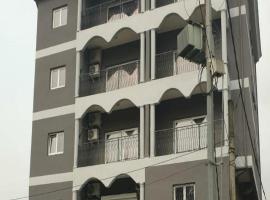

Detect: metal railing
[82,0,140,30]
[155,120,224,156]
[80,60,139,96]
[156,51,200,79]
[155,0,179,8]
[155,123,207,156]
[78,134,139,167]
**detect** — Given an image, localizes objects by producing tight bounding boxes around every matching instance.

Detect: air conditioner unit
[177,24,205,64]
[89,64,100,78]
[87,128,99,141]
[88,112,101,127]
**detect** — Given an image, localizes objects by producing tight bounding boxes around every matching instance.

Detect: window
[174,184,195,200]
[53,6,68,28]
[50,67,66,89]
[48,132,64,155]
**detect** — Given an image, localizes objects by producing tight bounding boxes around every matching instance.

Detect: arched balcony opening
[81,0,140,30]
[78,99,140,167]
[155,90,224,157]
[79,28,140,97]
[79,176,139,200]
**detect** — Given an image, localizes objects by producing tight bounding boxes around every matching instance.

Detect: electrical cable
[225,0,268,199]
[8,138,228,200]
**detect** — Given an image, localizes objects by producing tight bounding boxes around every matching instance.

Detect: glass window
[174,184,195,200]
[50,67,66,90]
[53,6,68,28]
[48,132,64,155]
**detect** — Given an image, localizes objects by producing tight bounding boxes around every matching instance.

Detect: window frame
[48,132,64,156]
[50,66,66,90]
[173,183,195,200]
[52,5,68,29]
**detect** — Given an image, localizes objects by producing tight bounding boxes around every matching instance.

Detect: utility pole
[205,0,216,199]
[229,100,236,200]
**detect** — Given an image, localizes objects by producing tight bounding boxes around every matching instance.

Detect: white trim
[75,70,207,118]
[29,172,73,186]
[33,104,75,121]
[73,146,228,189]
[229,77,249,90]
[235,155,253,169]
[30,146,229,187]
[229,5,246,18]
[36,40,76,59]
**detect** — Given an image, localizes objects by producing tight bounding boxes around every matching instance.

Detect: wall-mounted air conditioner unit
[177,24,205,64]
[87,128,99,141]
[89,64,100,78]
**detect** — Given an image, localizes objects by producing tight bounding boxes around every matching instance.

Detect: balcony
[156,51,200,79]
[77,104,140,168]
[81,0,140,30]
[155,123,207,156]
[155,93,224,157]
[78,132,139,167]
[80,60,139,96]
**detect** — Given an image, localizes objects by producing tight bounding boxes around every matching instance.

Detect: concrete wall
[29,181,72,200]
[36,0,77,50]
[30,114,75,177]
[227,11,260,158]
[33,49,76,112]
[145,157,230,200]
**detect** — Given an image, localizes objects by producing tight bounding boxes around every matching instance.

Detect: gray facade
[30,0,262,199]
[35,0,77,50]
[30,114,75,177]
[33,49,76,112]
[29,181,73,200]
[145,158,230,200]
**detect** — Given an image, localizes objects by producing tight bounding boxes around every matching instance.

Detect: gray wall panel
[145,158,229,200]
[33,49,76,112]
[29,181,72,200]
[30,114,75,177]
[36,0,78,50]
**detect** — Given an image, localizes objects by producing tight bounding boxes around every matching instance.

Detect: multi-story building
[30,0,262,199]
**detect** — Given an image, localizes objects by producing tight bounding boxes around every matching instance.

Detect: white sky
[0,0,269,200]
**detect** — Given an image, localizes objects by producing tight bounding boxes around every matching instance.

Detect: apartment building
[30,0,262,199]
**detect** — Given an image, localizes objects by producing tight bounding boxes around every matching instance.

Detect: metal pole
[229,100,236,200]
[205,0,216,199]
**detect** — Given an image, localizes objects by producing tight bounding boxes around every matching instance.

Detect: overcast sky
[0,1,269,200]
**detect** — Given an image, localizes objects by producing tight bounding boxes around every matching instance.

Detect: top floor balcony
[81,0,140,30]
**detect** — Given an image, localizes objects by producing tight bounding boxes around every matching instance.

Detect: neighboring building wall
[227,4,260,158]
[35,0,78,50]
[29,181,73,200]
[30,114,75,177]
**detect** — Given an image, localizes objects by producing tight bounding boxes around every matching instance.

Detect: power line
[7,146,208,200]
[9,138,228,200]
[225,0,268,199]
